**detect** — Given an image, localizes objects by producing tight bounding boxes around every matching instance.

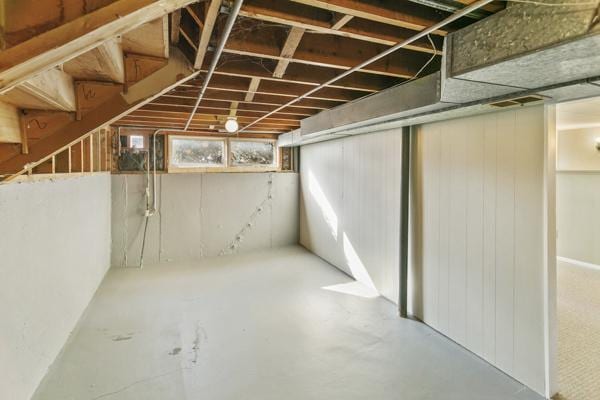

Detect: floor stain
[112,335,133,342]
[169,347,181,356]
[192,325,208,364]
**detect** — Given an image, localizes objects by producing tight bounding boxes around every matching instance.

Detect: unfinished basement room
[1,1,599,399]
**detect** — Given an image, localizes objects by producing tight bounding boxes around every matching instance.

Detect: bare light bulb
[225,117,239,133]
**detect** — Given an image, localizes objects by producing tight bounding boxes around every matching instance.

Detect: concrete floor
[557,260,600,400]
[33,246,543,400]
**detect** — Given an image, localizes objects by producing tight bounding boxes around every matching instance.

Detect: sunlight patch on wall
[308,169,338,239]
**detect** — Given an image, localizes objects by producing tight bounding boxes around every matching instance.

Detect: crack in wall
[219,174,274,256]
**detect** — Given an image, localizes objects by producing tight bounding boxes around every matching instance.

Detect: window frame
[128,135,145,150]
[167,136,280,173]
[168,136,227,171]
[228,137,278,169]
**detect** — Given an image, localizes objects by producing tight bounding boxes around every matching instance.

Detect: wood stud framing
[119,0,480,134]
[0,0,500,178]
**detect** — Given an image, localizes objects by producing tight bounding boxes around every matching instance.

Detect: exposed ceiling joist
[273,27,306,78]
[238,0,442,54]
[152,96,316,115]
[224,26,440,78]
[289,0,459,34]
[245,77,262,102]
[194,0,222,69]
[330,14,354,30]
[200,57,400,92]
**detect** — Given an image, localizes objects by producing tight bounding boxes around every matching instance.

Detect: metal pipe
[239,0,494,133]
[184,0,244,131]
[139,0,245,266]
[406,0,490,19]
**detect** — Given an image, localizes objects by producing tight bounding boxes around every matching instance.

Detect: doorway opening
[554,96,600,399]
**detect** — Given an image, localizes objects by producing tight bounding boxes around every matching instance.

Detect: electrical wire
[403,35,438,84]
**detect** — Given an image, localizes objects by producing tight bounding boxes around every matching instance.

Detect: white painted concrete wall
[0,174,111,400]
[411,106,549,395]
[111,173,299,267]
[299,130,402,303]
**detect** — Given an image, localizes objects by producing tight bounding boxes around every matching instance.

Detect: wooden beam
[0,0,198,93]
[238,0,443,53]
[204,55,400,92]
[137,105,302,122]
[0,101,22,144]
[229,101,239,117]
[185,5,204,28]
[63,38,125,83]
[194,0,222,70]
[331,14,354,30]
[118,118,298,130]
[180,27,198,51]
[171,9,182,44]
[151,96,315,115]
[131,105,301,121]
[245,77,261,102]
[167,89,342,110]
[0,48,199,175]
[1,68,76,112]
[182,74,377,101]
[290,0,457,34]
[273,27,305,78]
[223,25,440,78]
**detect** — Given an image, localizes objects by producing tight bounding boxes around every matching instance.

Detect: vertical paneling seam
[494,115,499,362]
[464,127,468,342]
[512,111,518,372]
[480,119,486,354]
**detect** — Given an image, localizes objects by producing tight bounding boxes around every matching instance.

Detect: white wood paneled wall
[412,106,549,395]
[300,130,402,303]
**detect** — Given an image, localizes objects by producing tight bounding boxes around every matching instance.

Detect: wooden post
[89,134,94,172]
[68,145,72,173]
[51,155,56,174]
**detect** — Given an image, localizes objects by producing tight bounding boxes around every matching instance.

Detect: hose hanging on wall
[138,0,245,268]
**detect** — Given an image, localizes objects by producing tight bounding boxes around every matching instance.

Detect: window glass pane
[230,140,275,166]
[171,138,224,167]
[130,135,144,149]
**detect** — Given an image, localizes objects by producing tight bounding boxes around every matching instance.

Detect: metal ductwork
[284,1,600,146]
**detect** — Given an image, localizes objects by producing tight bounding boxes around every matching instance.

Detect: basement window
[169,136,225,169]
[230,139,276,167]
[129,135,145,149]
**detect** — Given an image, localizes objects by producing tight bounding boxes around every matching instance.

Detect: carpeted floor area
[557,260,600,400]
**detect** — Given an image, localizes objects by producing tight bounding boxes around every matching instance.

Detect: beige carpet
[557,260,600,400]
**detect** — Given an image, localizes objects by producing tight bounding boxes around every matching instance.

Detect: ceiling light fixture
[225,117,239,133]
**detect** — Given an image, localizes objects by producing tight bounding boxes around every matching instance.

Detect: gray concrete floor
[34,246,543,400]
